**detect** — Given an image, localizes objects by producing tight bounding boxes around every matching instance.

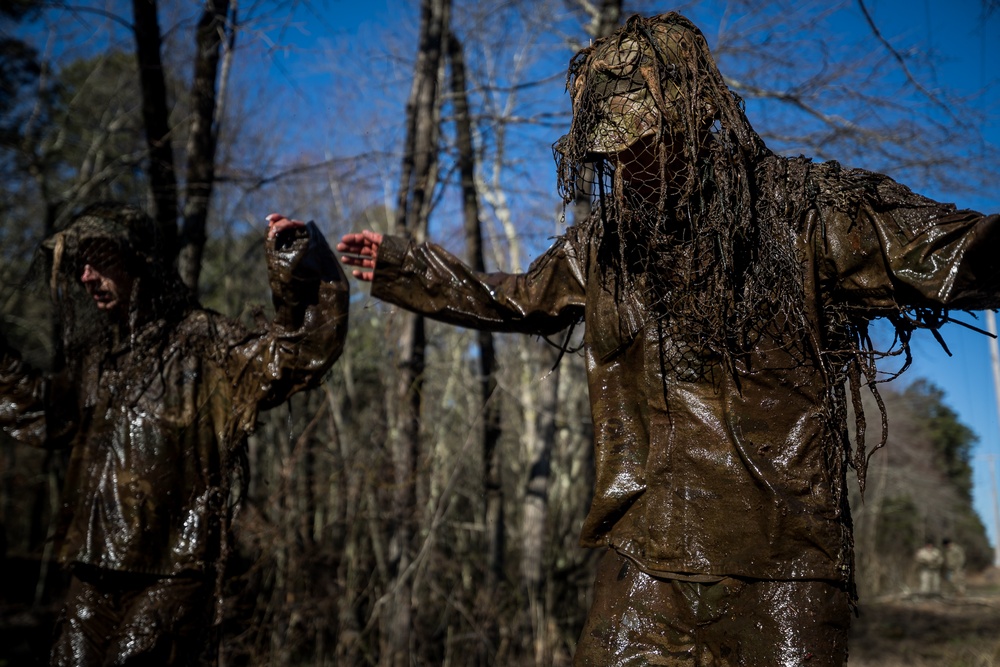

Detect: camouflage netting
[552,12,921,491]
[554,13,802,376]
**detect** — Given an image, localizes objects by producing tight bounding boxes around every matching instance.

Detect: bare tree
[131,0,178,256]
[178,0,235,291]
[446,25,506,665]
[132,0,235,290]
[381,0,449,665]
[521,3,621,664]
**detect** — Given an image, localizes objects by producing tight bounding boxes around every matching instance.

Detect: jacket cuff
[371,235,412,300]
[376,235,412,273]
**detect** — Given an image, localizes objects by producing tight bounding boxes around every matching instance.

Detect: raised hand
[337,231,383,282]
[266,213,306,240]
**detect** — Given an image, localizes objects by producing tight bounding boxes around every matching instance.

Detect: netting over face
[554,13,802,379]
[553,13,888,491]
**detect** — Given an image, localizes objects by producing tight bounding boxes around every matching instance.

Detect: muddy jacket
[0,224,349,576]
[371,157,1000,583]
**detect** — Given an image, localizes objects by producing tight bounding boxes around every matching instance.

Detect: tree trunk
[178,0,233,292]
[131,0,178,261]
[521,343,561,666]
[448,28,504,664]
[381,1,449,665]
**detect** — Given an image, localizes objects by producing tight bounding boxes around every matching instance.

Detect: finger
[351,269,375,282]
[344,256,376,269]
[274,218,305,231]
[339,247,376,262]
[340,232,370,248]
[266,213,285,239]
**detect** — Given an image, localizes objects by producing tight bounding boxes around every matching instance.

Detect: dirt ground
[849,567,1000,666]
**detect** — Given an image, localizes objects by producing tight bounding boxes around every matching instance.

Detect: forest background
[1,0,999,665]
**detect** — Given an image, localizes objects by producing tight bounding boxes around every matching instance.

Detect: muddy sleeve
[819,172,1000,312]
[370,234,587,335]
[0,335,76,447]
[228,222,350,411]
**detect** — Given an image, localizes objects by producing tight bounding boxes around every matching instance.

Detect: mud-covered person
[338,12,1000,667]
[0,203,349,666]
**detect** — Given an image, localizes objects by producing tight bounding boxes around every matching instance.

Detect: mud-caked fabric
[574,549,850,667]
[367,11,1000,665]
[2,220,349,666]
[1,222,348,576]
[371,157,1000,586]
[50,566,212,667]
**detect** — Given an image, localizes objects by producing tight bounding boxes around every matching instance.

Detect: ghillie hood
[39,202,196,361]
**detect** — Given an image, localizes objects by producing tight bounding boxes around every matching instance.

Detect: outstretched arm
[339,229,587,336]
[820,171,1000,312]
[0,333,41,440]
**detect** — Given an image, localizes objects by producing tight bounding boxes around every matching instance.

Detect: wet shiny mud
[3,210,349,666]
[50,566,212,666]
[574,550,850,666]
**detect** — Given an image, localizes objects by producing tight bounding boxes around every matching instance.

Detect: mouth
[88,288,117,308]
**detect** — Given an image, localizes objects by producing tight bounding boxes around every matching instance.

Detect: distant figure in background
[915,540,944,596]
[1,204,349,666]
[942,538,967,596]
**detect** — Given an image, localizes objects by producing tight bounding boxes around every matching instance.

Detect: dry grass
[849,567,1000,666]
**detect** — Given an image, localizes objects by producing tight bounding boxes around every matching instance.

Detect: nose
[81,264,98,283]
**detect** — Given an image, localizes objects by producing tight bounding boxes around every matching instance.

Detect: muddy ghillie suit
[0,204,349,665]
[366,12,999,665]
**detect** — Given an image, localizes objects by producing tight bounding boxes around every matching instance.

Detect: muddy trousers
[50,564,214,667]
[574,549,851,667]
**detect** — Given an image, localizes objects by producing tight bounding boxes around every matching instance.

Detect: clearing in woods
[849,567,1000,666]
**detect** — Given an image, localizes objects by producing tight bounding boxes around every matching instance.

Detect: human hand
[266,213,306,240]
[336,231,383,282]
